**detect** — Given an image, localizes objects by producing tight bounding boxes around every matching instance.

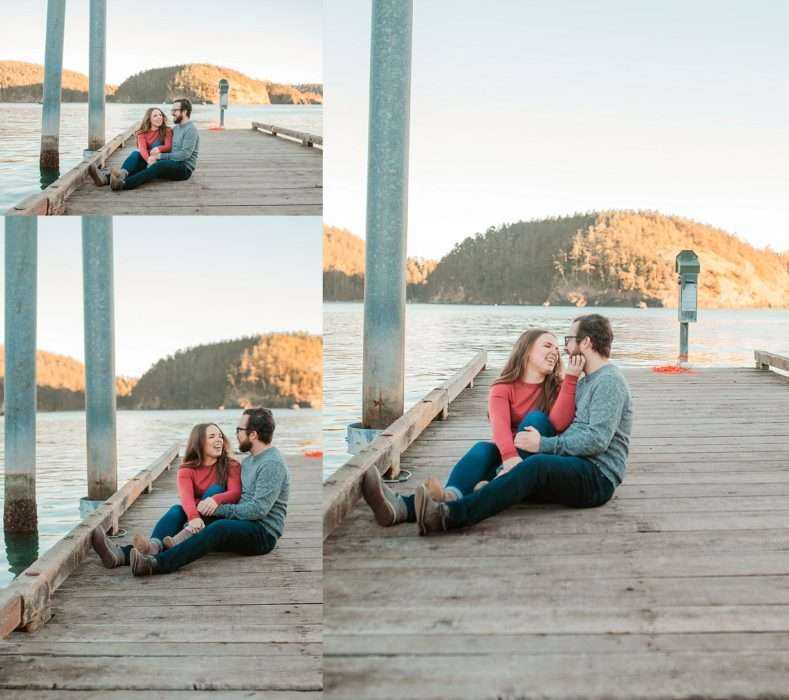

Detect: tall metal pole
[81,217,117,503]
[679,322,689,365]
[361,0,413,429]
[40,0,67,169]
[4,218,38,533]
[87,0,107,153]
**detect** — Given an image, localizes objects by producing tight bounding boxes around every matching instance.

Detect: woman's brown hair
[180,423,232,488]
[493,329,564,413]
[136,107,170,145]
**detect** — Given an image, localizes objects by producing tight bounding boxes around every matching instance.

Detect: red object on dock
[651,365,694,374]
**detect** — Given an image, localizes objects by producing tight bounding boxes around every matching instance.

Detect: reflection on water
[0,103,322,211]
[324,303,789,478]
[0,408,321,587]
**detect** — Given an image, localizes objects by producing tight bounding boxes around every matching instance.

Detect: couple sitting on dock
[363,313,633,534]
[91,408,290,577]
[88,98,200,192]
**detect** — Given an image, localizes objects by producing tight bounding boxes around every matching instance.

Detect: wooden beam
[754,350,789,373]
[322,351,486,541]
[0,443,180,638]
[251,122,323,149]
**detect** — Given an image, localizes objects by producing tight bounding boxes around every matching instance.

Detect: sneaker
[87,163,109,186]
[361,467,408,527]
[415,483,449,536]
[91,527,125,568]
[163,526,194,549]
[109,168,126,191]
[132,534,161,555]
[130,547,158,577]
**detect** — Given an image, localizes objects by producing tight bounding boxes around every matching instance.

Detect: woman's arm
[548,375,578,432]
[136,133,150,161]
[211,461,242,505]
[488,383,517,461]
[176,468,200,520]
[158,128,173,154]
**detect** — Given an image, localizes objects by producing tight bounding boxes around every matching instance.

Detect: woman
[91,423,241,567]
[88,106,173,187]
[363,329,585,526]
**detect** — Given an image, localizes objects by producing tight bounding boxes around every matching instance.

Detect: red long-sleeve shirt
[488,375,578,461]
[136,128,173,161]
[176,459,242,520]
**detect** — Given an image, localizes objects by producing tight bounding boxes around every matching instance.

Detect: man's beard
[174,114,182,124]
[238,438,253,453]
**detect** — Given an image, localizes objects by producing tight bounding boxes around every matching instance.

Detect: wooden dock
[9,123,322,216]
[324,354,789,698]
[0,452,322,696]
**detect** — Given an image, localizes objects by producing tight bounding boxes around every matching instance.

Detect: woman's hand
[187,517,205,533]
[514,426,541,453]
[495,455,522,479]
[565,354,586,377]
[147,152,161,165]
[197,497,218,516]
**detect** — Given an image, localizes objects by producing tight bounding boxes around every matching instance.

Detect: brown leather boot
[361,467,408,527]
[415,483,450,536]
[163,527,194,549]
[132,534,161,555]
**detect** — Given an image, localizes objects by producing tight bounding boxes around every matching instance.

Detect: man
[91,407,289,576]
[90,98,200,191]
[366,313,633,535]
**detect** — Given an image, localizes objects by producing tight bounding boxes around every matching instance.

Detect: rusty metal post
[40,0,67,169]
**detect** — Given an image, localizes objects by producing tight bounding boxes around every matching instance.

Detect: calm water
[0,103,322,211]
[0,408,320,587]
[324,303,789,478]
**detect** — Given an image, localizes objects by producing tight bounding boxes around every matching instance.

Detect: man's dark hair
[574,314,613,358]
[174,97,192,116]
[243,407,275,444]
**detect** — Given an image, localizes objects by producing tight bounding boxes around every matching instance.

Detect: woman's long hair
[180,423,232,488]
[136,107,169,144]
[493,329,564,413]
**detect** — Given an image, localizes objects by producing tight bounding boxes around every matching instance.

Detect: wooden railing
[322,351,487,540]
[0,443,180,638]
[8,122,140,216]
[754,350,789,373]
[251,122,323,148]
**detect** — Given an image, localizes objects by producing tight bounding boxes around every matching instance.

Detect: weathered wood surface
[324,366,789,699]
[322,351,486,541]
[252,122,323,148]
[28,125,321,216]
[0,454,322,694]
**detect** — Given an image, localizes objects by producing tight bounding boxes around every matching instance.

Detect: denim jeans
[154,520,277,574]
[121,156,192,190]
[445,453,615,529]
[120,484,224,563]
[402,410,555,522]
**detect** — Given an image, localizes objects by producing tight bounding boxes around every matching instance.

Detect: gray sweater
[539,363,633,487]
[160,121,199,172]
[215,446,290,540]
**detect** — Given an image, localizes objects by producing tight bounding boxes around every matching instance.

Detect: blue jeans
[120,484,224,563]
[120,154,192,190]
[153,520,277,574]
[402,411,556,521]
[445,453,615,529]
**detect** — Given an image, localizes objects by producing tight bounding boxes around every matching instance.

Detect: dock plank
[0,454,322,694]
[324,366,789,699]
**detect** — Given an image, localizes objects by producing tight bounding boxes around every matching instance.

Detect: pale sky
[0,217,322,377]
[325,0,789,259]
[2,1,322,85]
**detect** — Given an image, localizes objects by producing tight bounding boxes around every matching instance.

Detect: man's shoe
[91,527,125,568]
[415,483,449,536]
[361,467,408,527]
[130,547,158,577]
[88,163,109,186]
[109,168,126,191]
[132,534,161,555]
[163,526,194,549]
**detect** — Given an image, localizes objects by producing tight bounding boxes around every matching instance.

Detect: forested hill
[0,334,321,412]
[325,213,789,308]
[0,61,322,104]
[323,226,436,301]
[111,64,321,104]
[128,333,322,409]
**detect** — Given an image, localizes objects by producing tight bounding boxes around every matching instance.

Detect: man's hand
[514,426,542,453]
[197,497,218,516]
[150,146,160,155]
[565,354,586,377]
[495,455,522,479]
[187,517,205,533]
[147,152,161,165]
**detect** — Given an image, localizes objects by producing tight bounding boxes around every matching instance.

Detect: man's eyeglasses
[235,427,248,434]
[564,335,581,346]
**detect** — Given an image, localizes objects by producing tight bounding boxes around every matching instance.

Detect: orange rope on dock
[651,365,694,374]
[304,450,323,458]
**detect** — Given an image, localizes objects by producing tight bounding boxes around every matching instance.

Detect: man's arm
[539,374,627,457]
[215,459,286,521]
[160,126,198,162]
